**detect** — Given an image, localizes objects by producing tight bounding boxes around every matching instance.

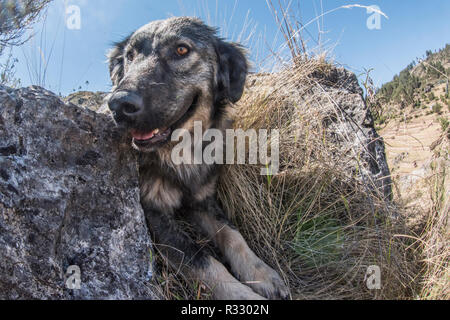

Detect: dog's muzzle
[108,91,144,124]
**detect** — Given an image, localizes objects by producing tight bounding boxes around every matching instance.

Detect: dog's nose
[108,91,144,121]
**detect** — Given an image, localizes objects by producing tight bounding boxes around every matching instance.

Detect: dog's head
[107,17,248,152]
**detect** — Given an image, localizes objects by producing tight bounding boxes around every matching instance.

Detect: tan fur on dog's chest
[140,175,182,213]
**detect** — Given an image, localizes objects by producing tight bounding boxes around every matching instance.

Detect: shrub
[375,115,387,126]
[0,0,52,53]
[0,50,20,86]
[0,0,52,86]
[432,103,443,114]
[438,117,449,132]
[414,100,421,108]
[427,61,446,79]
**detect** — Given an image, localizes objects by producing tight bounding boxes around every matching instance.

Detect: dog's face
[107,17,248,152]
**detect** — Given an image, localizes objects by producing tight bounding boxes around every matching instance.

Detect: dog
[106,17,289,300]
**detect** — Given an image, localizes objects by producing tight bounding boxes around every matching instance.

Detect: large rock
[64,91,108,112]
[311,67,393,199]
[0,86,157,299]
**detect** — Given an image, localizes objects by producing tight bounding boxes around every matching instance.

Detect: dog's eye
[126,51,135,62]
[176,46,189,57]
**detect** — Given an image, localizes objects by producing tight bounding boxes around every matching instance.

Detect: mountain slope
[375,45,449,220]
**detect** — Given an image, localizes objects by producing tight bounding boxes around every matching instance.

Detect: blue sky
[5,0,450,95]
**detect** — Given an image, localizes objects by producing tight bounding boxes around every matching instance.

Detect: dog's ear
[215,41,248,103]
[107,36,130,87]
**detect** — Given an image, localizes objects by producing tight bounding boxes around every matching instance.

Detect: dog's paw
[212,279,268,300]
[243,262,290,300]
[234,287,268,300]
[202,256,268,300]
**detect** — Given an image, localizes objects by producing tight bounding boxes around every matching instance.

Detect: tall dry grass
[419,135,449,300]
[217,59,417,300]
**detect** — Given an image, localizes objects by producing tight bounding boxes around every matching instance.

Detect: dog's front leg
[143,206,266,300]
[187,197,290,300]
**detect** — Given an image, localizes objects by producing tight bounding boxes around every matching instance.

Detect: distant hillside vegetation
[374,44,449,126]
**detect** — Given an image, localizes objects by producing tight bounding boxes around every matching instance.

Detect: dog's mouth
[130,94,200,150]
[131,127,172,148]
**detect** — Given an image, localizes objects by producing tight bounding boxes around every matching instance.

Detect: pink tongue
[131,130,155,141]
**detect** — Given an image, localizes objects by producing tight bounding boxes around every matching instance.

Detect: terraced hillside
[376,45,449,221]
